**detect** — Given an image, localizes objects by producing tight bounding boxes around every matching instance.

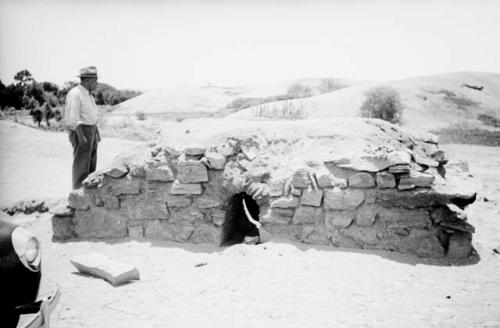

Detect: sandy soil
[1,121,500,328]
[0,121,138,206]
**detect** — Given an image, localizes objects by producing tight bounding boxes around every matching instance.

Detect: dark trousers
[69,125,99,189]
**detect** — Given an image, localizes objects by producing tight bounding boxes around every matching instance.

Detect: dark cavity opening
[220,192,260,246]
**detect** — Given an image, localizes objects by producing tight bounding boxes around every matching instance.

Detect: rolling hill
[112,78,359,116]
[228,71,500,133]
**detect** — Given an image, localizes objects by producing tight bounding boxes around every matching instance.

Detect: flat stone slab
[70,252,140,286]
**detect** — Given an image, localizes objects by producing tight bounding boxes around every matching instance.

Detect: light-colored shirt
[64,84,98,130]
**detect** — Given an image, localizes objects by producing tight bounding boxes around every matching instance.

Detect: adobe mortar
[52,118,477,258]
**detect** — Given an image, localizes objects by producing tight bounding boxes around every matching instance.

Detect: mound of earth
[54,118,477,259]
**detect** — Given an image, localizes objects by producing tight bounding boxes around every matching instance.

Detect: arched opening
[220,192,260,246]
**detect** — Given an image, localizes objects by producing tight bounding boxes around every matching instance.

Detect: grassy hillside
[229,72,500,135]
[112,78,359,117]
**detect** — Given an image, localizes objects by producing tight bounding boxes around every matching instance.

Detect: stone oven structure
[52,118,477,258]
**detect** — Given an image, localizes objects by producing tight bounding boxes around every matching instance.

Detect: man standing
[64,66,100,189]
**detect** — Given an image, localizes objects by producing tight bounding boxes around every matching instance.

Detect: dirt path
[0,121,138,206]
[2,121,499,327]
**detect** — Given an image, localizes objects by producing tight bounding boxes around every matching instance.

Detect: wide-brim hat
[77,66,98,78]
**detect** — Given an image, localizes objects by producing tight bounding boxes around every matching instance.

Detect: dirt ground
[1,121,500,328]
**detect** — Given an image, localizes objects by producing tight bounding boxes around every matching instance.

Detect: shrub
[318,78,346,94]
[286,83,313,99]
[360,86,403,124]
[135,110,146,121]
[226,97,267,110]
[252,100,307,120]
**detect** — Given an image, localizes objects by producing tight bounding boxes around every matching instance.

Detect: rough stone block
[301,189,323,207]
[389,164,411,174]
[184,146,206,156]
[324,189,365,210]
[268,181,284,197]
[316,169,347,189]
[349,172,375,188]
[364,189,376,204]
[398,229,444,257]
[341,225,379,245]
[447,232,472,258]
[327,229,359,248]
[145,165,175,182]
[190,224,221,244]
[83,172,103,188]
[204,152,226,170]
[261,223,300,241]
[168,207,204,223]
[440,219,475,234]
[293,206,324,224]
[52,215,75,240]
[397,182,416,191]
[416,238,446,258]
[377,207,431,229]
[260,208,293,225]
[332,150,411,172]
[195,194,222,209]
[68,189,91,210]
[177,160,208,183]
[129,164,146,178]
[300,225,330,245]
[73,208,128,238]
[128,225,144,238]
[89,191,105,207]
[413,153,439,168]
[51,202,74,217]
[121,194,168,220]
[291,169,310,188]
[165,194,192,207]
[222,162,247,194]
[144,220,194,242]
[270,196,299,209]
[123,182,191,220]
[170,180,203,195]
[375,188,476,209]
[70,252,140,286]
[325,210,355,228]
[398,171,435,190]
[376,171,396,189]
[103,194,120,210]
[203,209,225,226]
[103,176,141,196]
[355,206,377,227]
[102,164,129,178]
[274,208,295,217]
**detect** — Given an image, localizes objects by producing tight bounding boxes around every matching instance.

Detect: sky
[1,0,500,90]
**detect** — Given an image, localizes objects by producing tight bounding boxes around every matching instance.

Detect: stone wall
[52,119,477,259]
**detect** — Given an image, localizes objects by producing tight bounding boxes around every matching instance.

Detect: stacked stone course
[52,119,477,259]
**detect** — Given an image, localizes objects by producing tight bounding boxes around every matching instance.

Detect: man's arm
[64,92,87,144]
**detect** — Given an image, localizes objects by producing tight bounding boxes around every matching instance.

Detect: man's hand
[75,125,88,146]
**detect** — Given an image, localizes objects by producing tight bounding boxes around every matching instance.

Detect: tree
[14,69,34,86]
[3,84,24,108]
[25,82,45,105]
[360,86,403,125]
[42,81,59,94]
[318,78,345,94]
[286,83,313,99]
